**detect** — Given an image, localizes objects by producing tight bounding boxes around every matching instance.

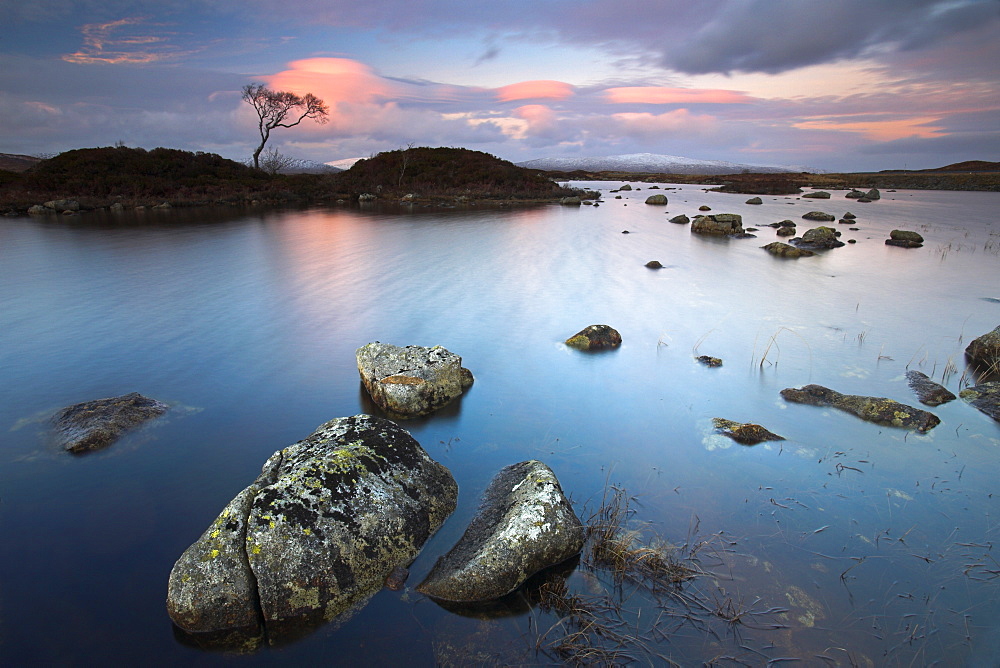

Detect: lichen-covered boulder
[167,415,457,647]
[644,194,668,205]
[565,324,622,349]
[959,383,1000,422]
[966,325,1000,371]
[712,418,784,445]
[791,226,844,250]
[416,460,584,602]
[762,242,814,258]
[52,392,168,453]
[780,384,939,432]
[802,211,835,221]
[691,213,743,235]
[886,229,924,248]
[905,370,956,406]
[356,342,473,418]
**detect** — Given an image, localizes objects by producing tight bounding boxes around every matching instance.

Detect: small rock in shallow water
[52,392,168,453]
[905,370,956,406]
[565,325,622,350]
[712,418,784,445]
[696,355,722,367]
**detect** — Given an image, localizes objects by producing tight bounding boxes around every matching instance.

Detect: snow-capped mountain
[516,153,801,175]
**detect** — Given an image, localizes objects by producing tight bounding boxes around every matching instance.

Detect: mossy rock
[565,324,622,350]
[780,384,939,432]
[712,418,785,445]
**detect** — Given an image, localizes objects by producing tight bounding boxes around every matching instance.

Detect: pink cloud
[793,116,947,141]
[603,87,752,105]
[496,80,575,102]
[266,58,399,106]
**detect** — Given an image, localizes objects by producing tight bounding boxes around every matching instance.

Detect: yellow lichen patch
[209,549,220,559]
[380,375,425,385]
[286,583,320,610]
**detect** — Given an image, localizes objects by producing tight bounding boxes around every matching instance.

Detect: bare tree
[242,83,329,170]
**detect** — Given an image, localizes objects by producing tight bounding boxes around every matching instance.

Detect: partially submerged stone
[712,418,785,445]
[886,229,924,248]
[644,194,668,205]
[565,325,622,350]
[965,325,1000,371]
[791,226,844,250]
[645,260,664,269]
[802,211,835,221]
[696,355,722,367]
[356,342,474,418]
[959,382,1000,422]
[802,191,831,199]
[762,241,814,258]
[745,197,763,205]
[167,415,457,647]
[417,460,584,602]
[691,213,743,236]
[780,384,940,432]
[668,214,690,225]
[905,370,956,406]
[52,392,168,453]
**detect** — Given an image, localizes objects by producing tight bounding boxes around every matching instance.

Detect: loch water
[2,183,999,665]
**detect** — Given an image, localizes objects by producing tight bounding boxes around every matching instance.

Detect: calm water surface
[2,184,999,665]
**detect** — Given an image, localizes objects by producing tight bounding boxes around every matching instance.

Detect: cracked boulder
[417,460,584,603]
[780,384,939,432]
[166,415,457,648]
[356,342,474,418]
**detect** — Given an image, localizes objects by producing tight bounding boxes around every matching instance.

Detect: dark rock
[802,191,831,199]
[745,197,763,205]
[712,418,785,445]
[698,205,711,211]
[691,213,743,236]
[864,188,881,200]
[802,211,835,221]
[416,460,584,602]
[668,214,690,225]
[560,196,581,205]
[858,197,873,203]
[619,184,632,191]
[762,241,814,258]
[905,370,956,406]
[644,194,668,205]
[790,226,844,250]
[776,226,795,237]
[356,343,474,418]
[887,229,924,247]
[966,325,1000,370]
[167,415,457,647]
[52,392,168,453]
[645,260,664,268]
[846,189,865,199]
[384,565,409,591]
[44,199,80,212]
[843,212,856,219]
[780,384,940,432]
[696,355,722,367]
[565,325,622,350]
[959,383,1000,421]
[621,230,630,234]
[885,239,922,248]
[774,219,797,227]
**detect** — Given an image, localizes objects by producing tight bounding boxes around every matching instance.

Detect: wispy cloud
[62,17,191,65]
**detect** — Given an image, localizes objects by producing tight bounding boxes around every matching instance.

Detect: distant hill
[0,153,42,172]
[517,152,800,175]
[333,146,574,199]
[921,160,1000,173]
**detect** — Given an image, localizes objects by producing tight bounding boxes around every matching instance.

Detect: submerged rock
[712,418,785,445]
[565,325,622,350]
[356,343,473,418]
[964,325,1000,371]
[167,415,457,647]
[802,211,835,222]
[959,382,1000,422]
[691,213,743,236]
[644,194,668,205]
[762,241,814,258]
[696,355,722,367]
[780,384,939,432]
[52,392,168,453]
[417,460,584,602]
[905,371,956,406]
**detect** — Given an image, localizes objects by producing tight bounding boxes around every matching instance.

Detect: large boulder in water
[416,460,584,602]
[167,415,457,647]
[644,194,668,205]
[965,325,1000,371]
[565,324,622,349]
[791,226,844,250]
[52,392,168,453]
[780,384,939,432]
[802,211,835,221]
[959,383,1000,422]
[691,213,743,235]
[905,371,956,406]
[886,229,924,248]
[356,342,474,418]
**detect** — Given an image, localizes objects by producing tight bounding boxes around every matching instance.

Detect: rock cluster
[52,392,168,453]
[166,415,458,647]
[356,343,474,418]
[417,460,584,602]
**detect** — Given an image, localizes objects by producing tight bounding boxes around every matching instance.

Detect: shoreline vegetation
[1,146,998,217]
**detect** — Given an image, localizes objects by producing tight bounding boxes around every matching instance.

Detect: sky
[1,0,998,172]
